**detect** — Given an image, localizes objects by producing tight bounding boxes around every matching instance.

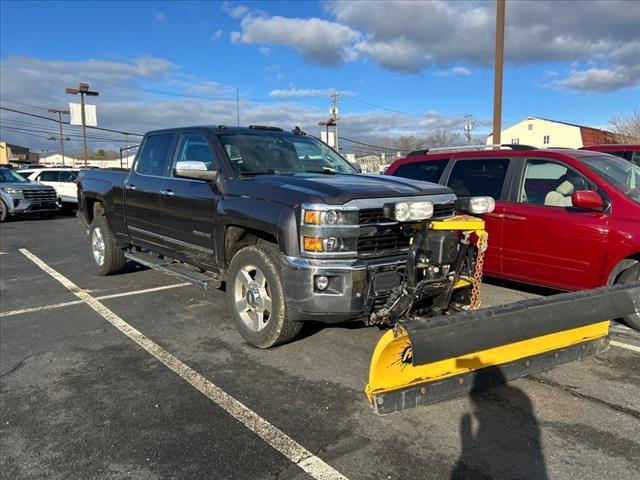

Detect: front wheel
[0,198,8,222]
[226,242,302,348]
[617,263,640,331]
[89,215,126,275]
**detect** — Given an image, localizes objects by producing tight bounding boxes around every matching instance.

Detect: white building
[39,153,136,168]
[487,116,619,149]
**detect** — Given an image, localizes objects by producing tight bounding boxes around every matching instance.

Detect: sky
[0,0,639,155]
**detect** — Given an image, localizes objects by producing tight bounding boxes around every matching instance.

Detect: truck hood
[227,173,453,205]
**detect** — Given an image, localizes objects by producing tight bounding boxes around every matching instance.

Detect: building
[487,116,621,148]
[0,141,37,166]
[39,153,136,168]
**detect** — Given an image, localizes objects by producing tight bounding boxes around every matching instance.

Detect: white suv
[18,167,80,212]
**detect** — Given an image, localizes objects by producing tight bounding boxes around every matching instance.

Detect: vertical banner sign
[69,103,98,126]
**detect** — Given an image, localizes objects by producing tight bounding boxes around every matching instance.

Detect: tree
[609,110,640,142]
[423,129,464,148]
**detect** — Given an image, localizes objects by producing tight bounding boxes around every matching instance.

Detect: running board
[125,250,221,290]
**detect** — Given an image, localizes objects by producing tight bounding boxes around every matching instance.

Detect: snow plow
[365,209,640,415]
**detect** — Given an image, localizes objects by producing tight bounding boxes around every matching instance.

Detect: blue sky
[1,0,638,153]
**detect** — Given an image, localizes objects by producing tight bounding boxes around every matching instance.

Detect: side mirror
[174,160,219,181]
[571,190,604,211]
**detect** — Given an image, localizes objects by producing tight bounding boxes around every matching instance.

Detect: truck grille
[23,188,57,202]
[358,225,410,258]
[357,202,455,259]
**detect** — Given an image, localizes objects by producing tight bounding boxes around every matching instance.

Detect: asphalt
[1,216,639,480]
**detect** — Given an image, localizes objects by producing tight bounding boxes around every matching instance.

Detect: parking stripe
[611,341,640,353]
[0,283,190,318]
[19,248,348,480]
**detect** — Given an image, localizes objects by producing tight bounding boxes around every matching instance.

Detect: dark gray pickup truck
[78,125,466,347]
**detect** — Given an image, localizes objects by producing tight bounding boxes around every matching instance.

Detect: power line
[0,106,144,136]
[340,136,406,152]
[342,97,429,119]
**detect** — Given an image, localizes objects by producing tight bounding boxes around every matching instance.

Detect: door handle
[161,189,174,197]
[126,184,136,191]
[504,214,526,221]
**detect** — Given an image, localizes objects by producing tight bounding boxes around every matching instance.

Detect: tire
[89,215,127,275]
[0,198,8,222]
[226,242,302,348]
[616,263,640,331]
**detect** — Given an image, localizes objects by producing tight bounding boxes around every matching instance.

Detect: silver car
[0,167,58,222]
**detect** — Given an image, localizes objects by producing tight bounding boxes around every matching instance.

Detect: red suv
[386,146,640,329]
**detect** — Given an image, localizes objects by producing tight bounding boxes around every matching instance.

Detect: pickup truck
[78,125,489,348]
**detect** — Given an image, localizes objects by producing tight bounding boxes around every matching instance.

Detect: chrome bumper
[280,254,407,322]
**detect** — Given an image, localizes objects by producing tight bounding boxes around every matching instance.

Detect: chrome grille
[23,188,57,202]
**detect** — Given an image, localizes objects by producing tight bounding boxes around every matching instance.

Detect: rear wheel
[226,242,302,348]
[617,263,640,331]
[0,198,8,222]
[89,215,126,275]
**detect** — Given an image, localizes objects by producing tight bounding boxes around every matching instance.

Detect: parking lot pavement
[1,216,639,480]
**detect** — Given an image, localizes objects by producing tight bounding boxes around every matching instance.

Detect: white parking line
[19,248,347,480]
[611,341,640,353]
[0,283,190,318]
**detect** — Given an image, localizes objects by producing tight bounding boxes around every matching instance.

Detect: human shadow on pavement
[451,368,548,480]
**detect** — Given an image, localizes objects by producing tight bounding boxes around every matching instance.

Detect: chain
[470,230,488,310]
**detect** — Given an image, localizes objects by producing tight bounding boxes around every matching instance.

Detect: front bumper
[7,198,58,215]
[281,254,407,322]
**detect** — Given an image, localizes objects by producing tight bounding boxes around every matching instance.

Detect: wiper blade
[238,169,279,176]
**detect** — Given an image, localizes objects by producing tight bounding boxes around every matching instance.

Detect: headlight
[387,201,434,222]
[1,187,24,198]
[455,196,495,214]
[302,208,357,225]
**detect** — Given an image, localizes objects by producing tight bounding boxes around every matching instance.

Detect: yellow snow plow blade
[366,283,639,415]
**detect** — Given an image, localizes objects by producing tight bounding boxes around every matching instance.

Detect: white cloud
[268,88,334,98]
[210,30,223,42]
[433,67,471,77]
[0,56,471,153]
[258,46,271,55]
[222,1,249,19]
[231,15,361,66]
[553,65,640,93]
[227,0,639,92]
[152,10,166,24]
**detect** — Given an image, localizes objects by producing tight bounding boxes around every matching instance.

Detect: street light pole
[48,108,70,166]
[492,0,506,145]
[65,83,99,167]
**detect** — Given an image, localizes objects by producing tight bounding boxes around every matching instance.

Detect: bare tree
[609,110,640,142]
[424,129,464,148]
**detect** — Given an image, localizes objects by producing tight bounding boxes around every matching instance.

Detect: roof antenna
[236,87,240,130]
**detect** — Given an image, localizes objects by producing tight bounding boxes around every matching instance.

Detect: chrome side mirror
[174,160,219,181]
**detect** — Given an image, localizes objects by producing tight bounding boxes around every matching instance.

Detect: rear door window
[446,158,509,198]
[37,171,60,182]
[136,134,175,176]
[392,159,448,183]
[58,171,77,182]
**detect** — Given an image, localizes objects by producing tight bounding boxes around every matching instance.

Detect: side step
[125,250,222,290]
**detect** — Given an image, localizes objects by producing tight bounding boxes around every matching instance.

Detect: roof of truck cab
[143,126,298,136]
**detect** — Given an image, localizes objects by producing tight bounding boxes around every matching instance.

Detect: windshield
[581,154,640,204]
[218,133,355,175]
[0,168,29,183]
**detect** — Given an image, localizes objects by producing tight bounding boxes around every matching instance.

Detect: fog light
[315,275,329,291]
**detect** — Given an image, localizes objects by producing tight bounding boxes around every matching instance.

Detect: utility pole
[48,108,70,166]
[492,0,506,145]
[463,114,477,144]
[65,82,99,167]
[330,90,341,151]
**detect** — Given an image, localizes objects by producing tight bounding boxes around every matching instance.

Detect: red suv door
[444,157,511,276]
[500,157,608,290]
